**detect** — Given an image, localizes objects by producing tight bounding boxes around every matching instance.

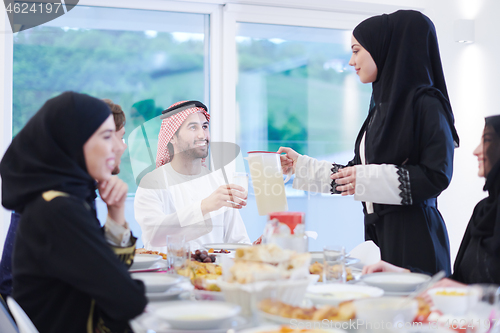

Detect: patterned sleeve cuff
[396,166,412,205]
[330,163,345,194]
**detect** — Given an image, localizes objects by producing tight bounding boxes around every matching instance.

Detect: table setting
[128,158,500,333]
[128,237,500,333]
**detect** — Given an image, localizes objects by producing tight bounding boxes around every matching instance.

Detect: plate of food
[258,299,355,325]
[239,325,346,333]
[135,248,168,260]
[306,284,384,306]
[359,272,431,293]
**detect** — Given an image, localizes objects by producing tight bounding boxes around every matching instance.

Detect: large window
[12,5,210,247]
[13,6,209,193]
[235,23,371,251]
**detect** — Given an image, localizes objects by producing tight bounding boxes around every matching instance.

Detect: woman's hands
[277,147,301,175]
[330,166,356,196]
[430,278,466,289]
[201,184,247,216]
[253,235,263,245]
[98,176,128,226]
[362,260,411,275]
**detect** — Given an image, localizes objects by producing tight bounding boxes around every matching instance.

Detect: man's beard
[180,140,209,159]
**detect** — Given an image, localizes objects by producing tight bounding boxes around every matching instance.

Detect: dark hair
[102,99,126,131]
[167,130,181,161]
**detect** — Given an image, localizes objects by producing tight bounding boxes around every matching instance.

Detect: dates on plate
[191,250,216,263]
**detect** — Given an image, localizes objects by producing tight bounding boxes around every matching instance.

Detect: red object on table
[268,212,304,234]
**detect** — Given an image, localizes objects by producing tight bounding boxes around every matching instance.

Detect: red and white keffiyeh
[156,101,210,168]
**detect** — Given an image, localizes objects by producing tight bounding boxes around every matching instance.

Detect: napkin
[349,240,381,269]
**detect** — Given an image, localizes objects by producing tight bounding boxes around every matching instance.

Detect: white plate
[129,260,168,273]
[133,313,249,333]
[146,282,194,302]
[240,325,346,333]
[306,284,384,306]
[359,272,431,292]
[152,301,241,330]
[202,243,251,251]
[131,273,183,293]
[130,254,162,270]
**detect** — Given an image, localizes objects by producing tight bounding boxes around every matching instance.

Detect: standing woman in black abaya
[279,10,459,274]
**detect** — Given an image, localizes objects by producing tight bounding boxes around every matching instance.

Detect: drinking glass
[231,172,249,203]
[323,245,346,283]
[166,235,189,272]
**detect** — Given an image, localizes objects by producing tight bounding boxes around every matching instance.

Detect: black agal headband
[160,100,208,119]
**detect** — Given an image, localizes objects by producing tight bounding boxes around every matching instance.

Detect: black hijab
[353,10,459,165]
[469,115,500,255]
[0,92,111,213]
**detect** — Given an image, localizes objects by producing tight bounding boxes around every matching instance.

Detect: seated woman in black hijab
[0,92,147,332]
[279,10,459,275]
[364,115,500,286]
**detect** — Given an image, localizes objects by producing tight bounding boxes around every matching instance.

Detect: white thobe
[134,163,250,252]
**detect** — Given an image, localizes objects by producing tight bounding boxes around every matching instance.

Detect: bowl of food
[152,301,240,330]
[354,297,418,325]
[427,287,469,316]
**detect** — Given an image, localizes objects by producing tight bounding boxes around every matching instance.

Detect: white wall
[0,0,497,267]
[0,8,12,256]
[424,0,496,265]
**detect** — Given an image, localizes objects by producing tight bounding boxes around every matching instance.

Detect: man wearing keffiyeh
[134,101,251,252]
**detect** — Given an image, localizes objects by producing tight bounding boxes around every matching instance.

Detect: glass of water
[231,172,249,202]
[166,235,189,272]
[323,245,346,283]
